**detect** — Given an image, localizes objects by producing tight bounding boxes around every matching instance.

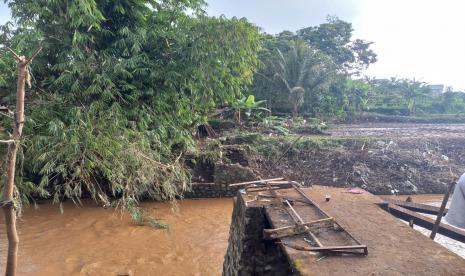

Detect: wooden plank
[291,184,366,247]
[246,186,282,192]
[383,198,448,215]
[263,218,334,240]
[284,199,324,247]
[228,178,284,187]
[307,245,368,251]
[307,245,368,255]
[267,180,293,184]
[386,203,465,243]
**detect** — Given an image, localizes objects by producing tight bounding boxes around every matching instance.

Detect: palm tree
[398,78,430,115]
[272,40,328,116]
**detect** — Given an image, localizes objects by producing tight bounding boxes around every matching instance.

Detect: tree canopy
[250,17,376,117]
[297,16,377,73]
[0,0,261,206]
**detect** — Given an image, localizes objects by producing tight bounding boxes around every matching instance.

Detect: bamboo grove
[0,0,261,207]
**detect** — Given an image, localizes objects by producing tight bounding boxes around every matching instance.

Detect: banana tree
[231,95,269,125]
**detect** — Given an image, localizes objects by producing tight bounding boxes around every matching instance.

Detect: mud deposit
[328,123,465,138]
[246,123,465,195]
[0,199,233,276]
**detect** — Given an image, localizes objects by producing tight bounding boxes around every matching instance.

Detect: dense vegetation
[368,78,465,115]
[1,2,464,209]
[249,16,465,118]
[0,0,260,207]
[249,16,377,117]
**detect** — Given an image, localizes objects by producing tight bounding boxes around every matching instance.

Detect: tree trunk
[2,56,27,276]
[2,47,41,276]
[292,102,298,117]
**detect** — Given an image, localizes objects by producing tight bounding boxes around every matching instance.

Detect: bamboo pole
[430,181,455,240]
[2,47,41,276]
[228,177,284,187]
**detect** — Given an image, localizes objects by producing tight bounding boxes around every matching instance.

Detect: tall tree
[297,16,377,73]
[397,79,431,115]
[251,35,335,116]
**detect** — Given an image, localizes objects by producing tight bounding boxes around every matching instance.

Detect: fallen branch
[138,153,169,168]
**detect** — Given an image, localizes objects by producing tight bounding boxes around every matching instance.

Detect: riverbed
[0,199,233,276]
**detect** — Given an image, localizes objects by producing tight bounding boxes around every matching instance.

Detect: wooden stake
[430,181,455,240]
[2,47,41,276]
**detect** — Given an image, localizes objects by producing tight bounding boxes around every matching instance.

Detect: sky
[207,0,465,91]
[0,2,9,25]
[0,1,463,90]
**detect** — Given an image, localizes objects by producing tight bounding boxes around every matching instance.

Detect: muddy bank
[338,113,465,124]
[214,124,465,195]
[327,123,465,139]
[252,138,461,194]
[0,199,233,276]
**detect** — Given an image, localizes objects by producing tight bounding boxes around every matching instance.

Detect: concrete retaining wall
[184,183,242,198]
[222,194,292,276]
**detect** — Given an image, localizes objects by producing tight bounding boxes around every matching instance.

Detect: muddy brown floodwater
[387,194,465,259]
[0,198,233,276]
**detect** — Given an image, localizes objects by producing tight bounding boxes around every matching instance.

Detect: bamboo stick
[228,177,284,187]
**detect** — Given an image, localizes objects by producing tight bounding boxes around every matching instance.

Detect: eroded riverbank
[0,199,233,276]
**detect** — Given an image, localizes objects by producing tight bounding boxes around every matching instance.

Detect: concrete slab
[259,186,465,275]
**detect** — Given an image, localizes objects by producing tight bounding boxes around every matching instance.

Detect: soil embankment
[212,123,465,195]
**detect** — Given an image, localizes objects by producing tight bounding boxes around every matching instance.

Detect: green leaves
[297,16,377,73]
[1,0,261,206]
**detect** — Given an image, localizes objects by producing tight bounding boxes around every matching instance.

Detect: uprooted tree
[1,47,41,276]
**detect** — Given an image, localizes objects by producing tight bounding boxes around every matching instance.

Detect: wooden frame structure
[230,179,369,256]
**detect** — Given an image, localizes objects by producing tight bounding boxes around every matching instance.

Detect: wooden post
[430,181,455,240]
[2,47,41,276]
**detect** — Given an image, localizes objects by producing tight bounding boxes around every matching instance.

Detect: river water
[389,194,465,259]
[1,195,464,275]
[0,199,233,276]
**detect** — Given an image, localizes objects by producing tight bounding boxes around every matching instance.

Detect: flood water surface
[2,194,464,275]
[0,198,233,276]
[387,194,465,259]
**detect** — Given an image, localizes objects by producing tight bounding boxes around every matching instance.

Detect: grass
[220,130,380,160]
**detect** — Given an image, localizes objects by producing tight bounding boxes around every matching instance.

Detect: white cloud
[354,0,465,90]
